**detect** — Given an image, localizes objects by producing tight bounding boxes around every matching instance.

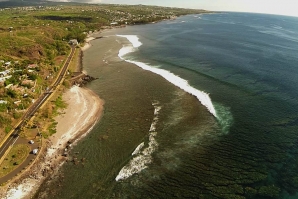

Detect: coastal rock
[71,74,97,87]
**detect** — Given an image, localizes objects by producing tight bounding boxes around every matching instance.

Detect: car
[29,140,34,144]
[32,149,38,155]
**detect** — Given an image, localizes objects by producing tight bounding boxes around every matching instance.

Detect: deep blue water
[35,13,298,199]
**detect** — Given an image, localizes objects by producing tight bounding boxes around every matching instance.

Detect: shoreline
[0,14,205,198]
[30,25,207,198]
[80,36,95,51]
[2,87,104,199]
[1,40,104,199]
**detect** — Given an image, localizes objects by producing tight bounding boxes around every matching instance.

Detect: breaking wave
[115,102,161,181]
[117,35,217,118]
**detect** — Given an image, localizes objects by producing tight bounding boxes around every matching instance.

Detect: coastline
[80,36,95,51]
[30,25,216,198]
[1,40,104,199]
[20,14,218,198]
[0,12,221,198]
[0,28,132,199]
[1,15,209,198]
[2,87,104,199]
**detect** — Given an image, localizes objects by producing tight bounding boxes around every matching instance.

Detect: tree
[4,76,18,86]
[0,104,7,112]
[27,73,37,81]
[13,111,21,119]
[6,89,17,98]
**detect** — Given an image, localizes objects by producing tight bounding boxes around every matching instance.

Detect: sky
[58,0,298,17]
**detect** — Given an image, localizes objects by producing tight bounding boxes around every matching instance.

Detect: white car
[32,149,38,155]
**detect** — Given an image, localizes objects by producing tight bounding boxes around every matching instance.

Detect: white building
[68,39,79,45]
[0,100,7,104]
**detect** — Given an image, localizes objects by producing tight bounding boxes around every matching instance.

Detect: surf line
[115,102,161,182]
[117,35,217,118]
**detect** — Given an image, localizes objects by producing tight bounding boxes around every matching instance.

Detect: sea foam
[117,35,142,47]
[115,102,161,181]
[117,35,217,117]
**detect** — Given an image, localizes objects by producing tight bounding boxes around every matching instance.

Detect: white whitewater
[117,35,217,118]
[131,142,145,156]
[115,102,161,181]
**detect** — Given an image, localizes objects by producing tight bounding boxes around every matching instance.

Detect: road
[0,46,75,182]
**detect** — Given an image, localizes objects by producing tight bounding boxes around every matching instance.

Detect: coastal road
[0,137,39,184]
[0,45,75,182]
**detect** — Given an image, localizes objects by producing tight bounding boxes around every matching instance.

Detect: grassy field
[0,144,30,178]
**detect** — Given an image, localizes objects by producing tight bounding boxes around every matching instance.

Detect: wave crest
[115,103,161,182]
[117,35,217,118]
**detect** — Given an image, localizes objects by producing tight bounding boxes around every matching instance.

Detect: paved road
[0,46,75,183]
[0,137,39,184]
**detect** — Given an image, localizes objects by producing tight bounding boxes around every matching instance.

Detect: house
[5,83,13,89]
[28,69,35,73]
[4,62,11,67]
[68,39,79,45]
[0,69,11,77]
[0,100,7,104]
[0,75,12,83]
[14,100,21,105]
[27,64,38,69]
[21,79,34,86]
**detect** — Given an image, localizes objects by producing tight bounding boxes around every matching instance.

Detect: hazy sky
[76,0,298,17]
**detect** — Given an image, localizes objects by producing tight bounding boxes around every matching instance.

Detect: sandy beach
[80,36,95,51]
[1,86,104,199]
[0,36,104,198]
[2,28,191,198]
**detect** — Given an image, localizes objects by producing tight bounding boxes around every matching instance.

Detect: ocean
[34,13,298,199]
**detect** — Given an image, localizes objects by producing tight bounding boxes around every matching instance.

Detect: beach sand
[80,36,95,51]
[0,35,104,199]
[3,29,207,198]
[1,86,104,199]
[29,31,181,198]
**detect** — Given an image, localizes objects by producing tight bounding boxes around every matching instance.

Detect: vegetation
[0,144,30,178]
[54,95,67,110]
[0,2,209,140]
